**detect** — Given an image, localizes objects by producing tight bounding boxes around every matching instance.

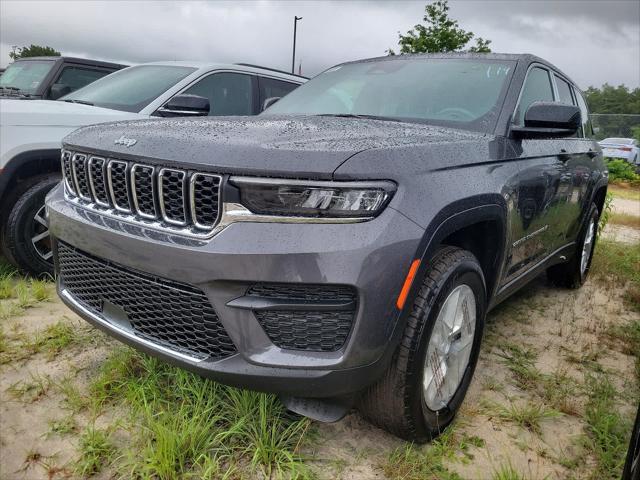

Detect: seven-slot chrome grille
[61,150,222,236]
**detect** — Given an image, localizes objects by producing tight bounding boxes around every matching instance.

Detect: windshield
[0,60,56,95]
[61,65,196,113]
[264,58,515,133]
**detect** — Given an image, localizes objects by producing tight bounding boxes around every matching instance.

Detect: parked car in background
[1,62,306,276]
[0,56,126,100]
[48,53,607,441]
[599,137,639,164]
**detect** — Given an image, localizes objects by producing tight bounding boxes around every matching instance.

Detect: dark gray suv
[47,53,607,441]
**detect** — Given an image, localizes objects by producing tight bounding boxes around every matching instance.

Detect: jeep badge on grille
[114,135,137,147]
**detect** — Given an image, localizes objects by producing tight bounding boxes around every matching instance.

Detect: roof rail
[234,63,308,80]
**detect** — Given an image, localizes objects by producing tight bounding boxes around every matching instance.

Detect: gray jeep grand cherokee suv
[47,53,607,441]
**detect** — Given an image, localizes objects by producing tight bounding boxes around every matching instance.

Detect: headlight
[230,177,395,219]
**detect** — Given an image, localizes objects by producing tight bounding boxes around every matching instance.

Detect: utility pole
[292,16,302,74]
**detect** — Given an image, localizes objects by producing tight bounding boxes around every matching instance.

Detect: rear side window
[574,89,593,138]
[259,77,299,106]
[514,67,554,125]
[183,72,254,116]
[56,66,111,92]
[554,75,575,105]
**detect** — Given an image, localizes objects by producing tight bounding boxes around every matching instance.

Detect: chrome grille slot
[190,174,222,229]
[159,168,187,225]
[88,157,109,207]
[71,154,91,200]
[131,164,156,219]
[61,151,75,195]
[107,160,131,212]
[62,150,223,237]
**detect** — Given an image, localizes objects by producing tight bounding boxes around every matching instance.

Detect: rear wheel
[359,246,486,442]
[5,175,60,277]
[547,203,599,289]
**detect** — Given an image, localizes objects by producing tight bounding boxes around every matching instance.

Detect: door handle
[558,149,570,162]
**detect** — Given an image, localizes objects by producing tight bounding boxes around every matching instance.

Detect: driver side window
[514,67,554,126]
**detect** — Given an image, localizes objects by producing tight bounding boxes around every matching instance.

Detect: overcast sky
[1,0,638,89]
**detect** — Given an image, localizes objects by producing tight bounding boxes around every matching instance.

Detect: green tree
[9,44,60,60]
[388,0,491,55]
[584,84,640,140]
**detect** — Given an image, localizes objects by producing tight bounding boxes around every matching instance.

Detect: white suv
[0,61,305,275]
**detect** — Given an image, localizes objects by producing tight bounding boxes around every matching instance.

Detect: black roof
[235,63,308,80]
[12,56,127,69]
[336,52,577,90]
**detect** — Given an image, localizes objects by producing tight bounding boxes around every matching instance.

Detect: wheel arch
[0,149,61,207]
[402,195,508,314]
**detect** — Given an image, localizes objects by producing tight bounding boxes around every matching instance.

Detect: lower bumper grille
[247,284,356,352]
[56,242,236,361]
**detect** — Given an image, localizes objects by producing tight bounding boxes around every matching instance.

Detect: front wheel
[4,175,60,277]
[359,246,486,442]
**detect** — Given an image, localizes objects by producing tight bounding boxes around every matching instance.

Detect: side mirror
[262,97,281,111]
[511,102,580,139]
[157,94,210,117]
[50,83,71,100]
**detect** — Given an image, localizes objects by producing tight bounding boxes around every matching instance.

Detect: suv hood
[0,99,142,127]
[64,115,485,178]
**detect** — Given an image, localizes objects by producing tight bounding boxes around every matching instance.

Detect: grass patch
[381,425,485,480]
[580,374,632,479]
[538,369,581,416]
[609,212,640,228]
[1,320,89,364]
[494,343,540,391]
[75,425,116,477]
[492,461,528,480]
[86,347,314,479]
[609,184,640,202]
[606,318,640,381]
[591,240,640,286]
[486,400,560,434]
[6,373,51,403]
[47,415,77,437]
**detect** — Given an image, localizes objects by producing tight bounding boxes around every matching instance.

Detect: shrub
[606,159,640,183]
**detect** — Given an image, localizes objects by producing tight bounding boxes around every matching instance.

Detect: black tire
[5,174,61,277]
[547,203,599,289]
[359,246,487,442]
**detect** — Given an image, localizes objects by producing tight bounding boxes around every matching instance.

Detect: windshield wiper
[315,113,403,123]
[63,99,94,106]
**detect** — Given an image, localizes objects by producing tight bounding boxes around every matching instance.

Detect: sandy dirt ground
[0,194,638,479]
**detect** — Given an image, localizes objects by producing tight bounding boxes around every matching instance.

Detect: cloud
[1,0,638,88]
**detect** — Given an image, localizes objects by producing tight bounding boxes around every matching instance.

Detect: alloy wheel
[580,220,595,276]
[423,284,477,411]
[31,204,52,262]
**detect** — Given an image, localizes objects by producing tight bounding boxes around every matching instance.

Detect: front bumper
[48,184,424,397]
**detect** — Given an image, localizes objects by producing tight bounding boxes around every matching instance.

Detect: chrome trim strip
[60,288,204,363]
[158,168,188,226]
[189,173,222,230]
[71,154,91,201]
[130,164,157,220]
[107,160,131,213]
[230,176,397,192]
[87,157,109,207]
[217,202,372,228]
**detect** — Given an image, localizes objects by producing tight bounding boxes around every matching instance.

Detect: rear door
[502,66,574,284]
[562,86,600,242]
[257,76,301,111]
[47,64,114,98]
